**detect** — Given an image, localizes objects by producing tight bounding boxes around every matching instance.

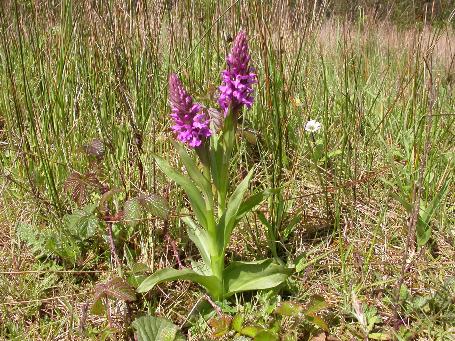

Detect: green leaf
[124,197,142,227]
[90,298,105,316]
[254,330,279,341]
[136,268,221,298]
[183,216,212,269]
[223,259,292,297]
[275,301,304,316]
[241,326,261,337]
[173,142,212,203]
[257,211,277,257]
[416,180,449,246]
[219,168,255,249]
[305,314,329,331]
[232,314,244,332]
[368,333,391,340]
[209,315,232,338]
[63,203,99,239]
[294,253,307,273]
[190,260,211,276]
[304,295,328,315]
[98,188,122,215]
[236,189,276,220]
[154,155,209,230]
[139,193,170,220]
[132,315,186,341]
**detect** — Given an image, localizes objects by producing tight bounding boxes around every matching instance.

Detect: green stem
[210,253,225,300]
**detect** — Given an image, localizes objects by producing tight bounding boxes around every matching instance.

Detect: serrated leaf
[275,301,304,316]
[304,295,328,315]
[63,204,99,239]
[96,277,136,302]
[132,315,186,341]
[139,193,170,220]
[124,197,142,227]
[84,138,105,159]
[64,172,101,204]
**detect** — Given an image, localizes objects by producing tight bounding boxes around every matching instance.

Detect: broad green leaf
[136,268,221,298]
[173,142,212,204]
[190,260,212,276]
[153,155,208,230]
[304,295,328,315]
[124,197,142,227]
[63,203,99,239]
[132,315,186,341]
[183,216,212,269]
[416,221,431,246]
[219,168,255,249]
[223,259,292,297]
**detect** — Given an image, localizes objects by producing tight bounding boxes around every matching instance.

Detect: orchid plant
[137,31,291,301]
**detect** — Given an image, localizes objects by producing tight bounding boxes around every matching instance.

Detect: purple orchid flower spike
[168,74,211,148]
[218,30,257,117]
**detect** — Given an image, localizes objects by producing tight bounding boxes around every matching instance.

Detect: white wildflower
[304,120,322,133]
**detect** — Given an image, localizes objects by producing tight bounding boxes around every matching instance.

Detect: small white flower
[304,119,322,133]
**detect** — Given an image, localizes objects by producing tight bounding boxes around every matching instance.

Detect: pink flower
[218,30,257,116]
[168,74,211,148]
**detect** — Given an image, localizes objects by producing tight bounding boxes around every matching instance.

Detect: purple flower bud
[218,30,257,116]
[168,74,211,148]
